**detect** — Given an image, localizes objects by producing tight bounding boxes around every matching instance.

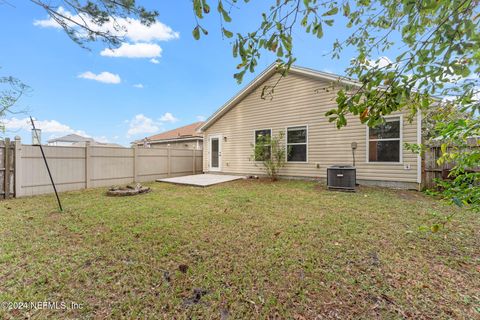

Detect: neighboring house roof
[199,64,361,132]
[47,134,94,144]
[139,122,204,143]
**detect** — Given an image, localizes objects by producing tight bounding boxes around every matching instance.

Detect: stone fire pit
[107,183,151,196]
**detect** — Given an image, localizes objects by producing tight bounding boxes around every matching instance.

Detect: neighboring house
[134,122,204,150]
[48,134,121,147]
[48,134,93,146]
[199,64,422,190]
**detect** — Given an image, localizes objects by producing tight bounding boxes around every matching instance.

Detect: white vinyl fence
[13,137,202,197]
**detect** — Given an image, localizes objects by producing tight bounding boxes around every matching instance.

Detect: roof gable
[48,134,94,143]
[199,64,360,132]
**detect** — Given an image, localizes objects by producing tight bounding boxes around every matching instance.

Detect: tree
[0,73,30,131]
[191,0,479,213]
[0,0,157,130]
[422,102,470,141]
[252,132,287,181]
[27,0,158,48]
[10,1,480,211]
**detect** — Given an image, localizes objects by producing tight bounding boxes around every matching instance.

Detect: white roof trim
[198,64,361,132]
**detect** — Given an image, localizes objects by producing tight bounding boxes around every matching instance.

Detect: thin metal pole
[30,116,63,212]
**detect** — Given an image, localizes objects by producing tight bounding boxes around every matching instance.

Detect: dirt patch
[395,190,424,201]
[106,183,151,196]
[313,183,327,192]
[183,288,209,307]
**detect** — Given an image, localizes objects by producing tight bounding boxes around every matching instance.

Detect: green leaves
[251,131,287,181]
[193,0,204,18]
[217,1,232,22]
[192,1,235,42]
[322,7,339,16]
[191,0,480,214]
[192,26,200,40]
[312,22,323,38]
[277,45,284,57]
[192,25,208,40]
[343,3,351,16]
[222,28,233,38]
[26,0,160,48]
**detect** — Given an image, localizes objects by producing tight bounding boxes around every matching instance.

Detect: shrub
[251,131,287,181]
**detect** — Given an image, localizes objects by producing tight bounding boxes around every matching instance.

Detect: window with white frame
[287,126,307,162]
[254,129,271,161]
[368,117,401,162]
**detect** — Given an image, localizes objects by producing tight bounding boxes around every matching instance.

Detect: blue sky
[0,1,366,146]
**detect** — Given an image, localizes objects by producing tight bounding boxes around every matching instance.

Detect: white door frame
[208,134,222,172]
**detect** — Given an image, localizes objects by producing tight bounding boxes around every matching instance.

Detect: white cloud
[364,56,396,69]
[125,112,180,137]
[34,8,179,43]
[78,71,121,84]
[2,117,97,143]
[5,117,75,133]
[196,115,206,121]
[127,114,160,137]
[133,83,144,89]
[159,112,178,123]
[121,17,179,42]
[3,117,37,132]
[100,42,161,58]
[34,8,179,64]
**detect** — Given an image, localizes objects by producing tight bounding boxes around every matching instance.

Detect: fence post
[14,136,21,197]
[85,141,92,189]
[4,138,10,199]
[192,149,196,174]
[133,145,138,182]
[167,147,171,177]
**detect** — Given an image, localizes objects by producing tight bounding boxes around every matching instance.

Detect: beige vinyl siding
[203,71,419,185]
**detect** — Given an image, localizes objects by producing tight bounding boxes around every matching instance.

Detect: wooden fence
[13,137,203,197]
[0,138,15,199]
[423,139,479,189]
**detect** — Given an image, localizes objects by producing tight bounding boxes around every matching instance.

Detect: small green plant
[252,131,287,181]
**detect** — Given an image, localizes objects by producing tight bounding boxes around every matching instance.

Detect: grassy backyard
[0,180,478,319]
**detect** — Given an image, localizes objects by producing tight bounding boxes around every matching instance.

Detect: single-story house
[133,122,204,150]
[48,134,94,146]
[48,134,122,147]
[199,64,422,190]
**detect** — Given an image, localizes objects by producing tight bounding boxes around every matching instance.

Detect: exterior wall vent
[327,165,356,191]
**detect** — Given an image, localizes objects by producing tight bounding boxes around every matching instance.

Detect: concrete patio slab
[156,174,245,187]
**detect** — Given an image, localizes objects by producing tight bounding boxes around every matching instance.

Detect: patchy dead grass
[0,180,478,319]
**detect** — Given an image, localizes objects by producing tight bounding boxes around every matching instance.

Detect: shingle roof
[47,134,94,143]
[144,122,204,142]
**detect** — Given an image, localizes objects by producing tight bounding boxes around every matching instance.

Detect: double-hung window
[287,126,307,162]
[254,129,271,161]
[368,117,402,162]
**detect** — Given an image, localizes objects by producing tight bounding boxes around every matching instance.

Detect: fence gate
[0,138,15,199]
